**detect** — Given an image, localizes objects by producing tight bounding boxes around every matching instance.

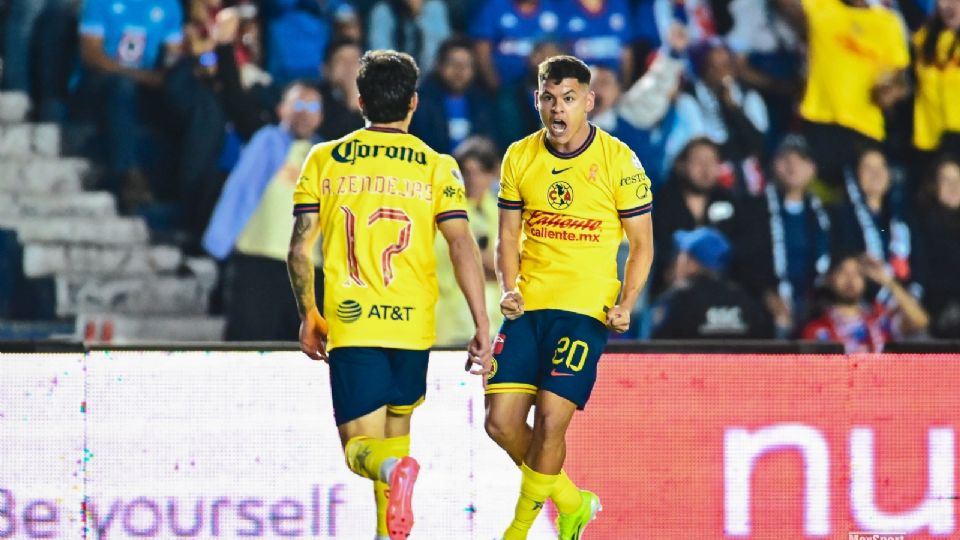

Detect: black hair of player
[357,50,420,123]
[324,37,362,65]
[537,55,591,87]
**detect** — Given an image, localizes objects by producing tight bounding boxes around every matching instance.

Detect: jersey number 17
[340,205,413,288]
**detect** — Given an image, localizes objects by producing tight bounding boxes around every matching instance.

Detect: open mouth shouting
[549,119,567,138]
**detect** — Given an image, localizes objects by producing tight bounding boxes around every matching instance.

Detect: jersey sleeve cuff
[293,203,319,215]
[618,203,652,218]
[497,197,523,210]
[436,209,469,223]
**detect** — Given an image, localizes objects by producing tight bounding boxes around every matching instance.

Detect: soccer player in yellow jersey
[485,55,654,540]
[286,50,492,540]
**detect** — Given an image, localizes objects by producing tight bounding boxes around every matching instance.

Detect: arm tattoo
[294,214,311,236]
[287,214,317,317]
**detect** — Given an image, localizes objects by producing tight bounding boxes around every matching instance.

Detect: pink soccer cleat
[386,456,420,540]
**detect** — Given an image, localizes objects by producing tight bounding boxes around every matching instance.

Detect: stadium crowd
[1,0,958,351]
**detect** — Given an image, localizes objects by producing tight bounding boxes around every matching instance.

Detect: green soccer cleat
[555,490,601,540]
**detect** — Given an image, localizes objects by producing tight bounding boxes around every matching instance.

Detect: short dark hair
[357,50,419,123]
[676,136,720,163]
[435,35,474,68]
[855,145,886,169]
[453,136,499,172]
[538,55,591,86]
[831,251,862,272]
[324,37,361,65]
[590,63,620,83]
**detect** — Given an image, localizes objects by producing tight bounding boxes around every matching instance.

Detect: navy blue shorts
[328,347,429,425]
[486,310,608,409]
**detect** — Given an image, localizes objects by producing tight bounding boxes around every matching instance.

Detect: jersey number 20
[552,337,589,372]
[340,206,412,287]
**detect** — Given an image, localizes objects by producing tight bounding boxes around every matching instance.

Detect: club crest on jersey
[636,182,650,200]
[547,181,573,210]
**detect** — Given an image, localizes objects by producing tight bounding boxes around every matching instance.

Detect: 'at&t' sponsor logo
[337,300,363,323]
[336,300,414,322]
[331,139,427,166]
[367,304,414,321]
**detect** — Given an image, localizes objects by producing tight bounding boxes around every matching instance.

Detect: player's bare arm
[607,213,654,333]
[495,207,524,319]
[439,218,493,375]
[287,212,328,361]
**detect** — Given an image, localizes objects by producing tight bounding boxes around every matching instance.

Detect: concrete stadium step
[54,274,213,317]
[22,243,182,278]
[0,123,60,157]
[0,216,149,244]
[0,92,31,124]
[0,191,116,219]
[76,313,226,343]
[0,157,89,194]
[183,256,218,291]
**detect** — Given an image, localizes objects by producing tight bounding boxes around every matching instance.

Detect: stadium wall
[1,350,958,539]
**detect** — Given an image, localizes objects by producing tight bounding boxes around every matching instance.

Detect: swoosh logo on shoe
[551,167,572,174]
[551,368,575,377]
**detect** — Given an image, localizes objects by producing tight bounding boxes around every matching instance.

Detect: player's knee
[533,408,572,443]
[484,414,521,445]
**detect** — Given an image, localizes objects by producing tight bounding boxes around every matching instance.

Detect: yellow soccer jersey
[293,127,469,351]
[498,125,652,322]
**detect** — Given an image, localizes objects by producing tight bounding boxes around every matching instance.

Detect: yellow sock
[344,436,397,481]
[374,435,410,537]
[503,462,558,540]
[551,470,581,515]
[374,481,389,537]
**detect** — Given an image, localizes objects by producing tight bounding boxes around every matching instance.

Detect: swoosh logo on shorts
[550,368,575,377]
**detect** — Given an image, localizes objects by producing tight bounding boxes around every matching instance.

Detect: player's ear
[409,92,419,113]
[533,90,540,111]
[357,95,366,116]
[585,89,595,114]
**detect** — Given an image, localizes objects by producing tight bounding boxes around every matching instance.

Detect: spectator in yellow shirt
[434,136,504,345]
[776,0,910,188]
[913,0,960,158]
